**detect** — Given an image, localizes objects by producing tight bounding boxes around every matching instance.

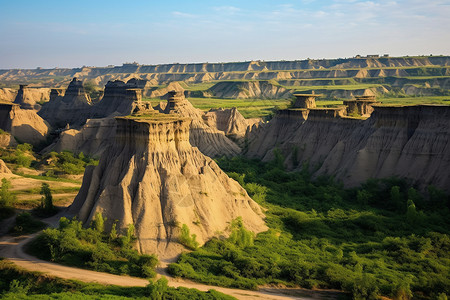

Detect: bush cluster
[44,151,98,176]
[28,215,158,278]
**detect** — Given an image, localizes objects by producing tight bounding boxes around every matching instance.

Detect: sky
[0,0,449,69]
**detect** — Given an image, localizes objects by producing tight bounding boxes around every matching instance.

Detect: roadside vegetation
[168,156,450,299]
[0,258,236,299]
[27,214,159,279]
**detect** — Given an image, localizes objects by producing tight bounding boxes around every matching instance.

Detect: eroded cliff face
[45,118,117,157]
[0,103,51,146]
[246,105,450,192]
[39,78,93,128]
[162,91,242,157]
[0,88,18,102]
[203,107,261,144]
[89,80,142,119]
[13,85,51,110]
[69,114,266,260]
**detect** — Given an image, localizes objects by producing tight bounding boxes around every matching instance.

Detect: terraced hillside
[1,56,449,112]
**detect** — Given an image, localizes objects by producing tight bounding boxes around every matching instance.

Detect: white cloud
[212,6,241,14]
[171,11,196,18]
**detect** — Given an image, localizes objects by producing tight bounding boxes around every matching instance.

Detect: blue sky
[0,0,449,69]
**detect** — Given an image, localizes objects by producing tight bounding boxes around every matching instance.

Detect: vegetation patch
[27,215,158,279]
[168,157,450,299]
[9,212,46,236]
[0,259,236,299]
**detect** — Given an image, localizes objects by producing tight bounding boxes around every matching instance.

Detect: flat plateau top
[117,113,190,123]
[293,93,323,97]
[308,106,346,110]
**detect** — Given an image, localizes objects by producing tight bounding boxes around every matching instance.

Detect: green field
[143,97,292,119]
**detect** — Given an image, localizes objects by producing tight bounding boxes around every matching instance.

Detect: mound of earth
[69,112,266,260]
[145,81,186,98]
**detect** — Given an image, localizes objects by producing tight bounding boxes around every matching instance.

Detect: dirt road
[0,213,345,299]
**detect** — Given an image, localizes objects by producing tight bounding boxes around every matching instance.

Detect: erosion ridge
[43,79,252,158]
[246,104,450,192]
[69,111,267,260]
[1,56,449,100]
[161,90,243,157]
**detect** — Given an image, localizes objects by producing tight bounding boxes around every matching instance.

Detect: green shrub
[0,178,15,207]
[10,212,46,235]
[27,217,158,279]
[180,224,199,250]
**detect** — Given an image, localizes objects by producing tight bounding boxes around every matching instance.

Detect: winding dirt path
[0,213,345,300]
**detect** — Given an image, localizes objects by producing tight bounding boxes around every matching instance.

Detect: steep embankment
[69,113,266,260]
[246,105,450,192]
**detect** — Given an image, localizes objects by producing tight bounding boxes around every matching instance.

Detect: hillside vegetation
[168,156,450,300]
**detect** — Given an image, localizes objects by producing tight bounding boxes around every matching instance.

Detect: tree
[40,183,53,211]
[92,212,105,233]
[229,217,254,248]
[179,224,199,250]
[0,178,15,207]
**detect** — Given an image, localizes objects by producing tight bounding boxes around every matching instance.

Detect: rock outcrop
[13,85,51,110]
[0,88,18,102]
[202,107,261,143]
[247,105,450,192]
[161,91,241,157]
[0,103,51,145]
[69,112,266,260]
[39,78,93,128]
[145,81,186,98]
[45,118,117,157]
[0,131,17,148]
[89,80,142,119]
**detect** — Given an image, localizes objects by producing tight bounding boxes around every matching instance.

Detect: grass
[143,97,291,119]
[184,82,217,91]
[188,97,291,118]
[168,157,450,299]
[13,173,81,184]
[378,96,450,105]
